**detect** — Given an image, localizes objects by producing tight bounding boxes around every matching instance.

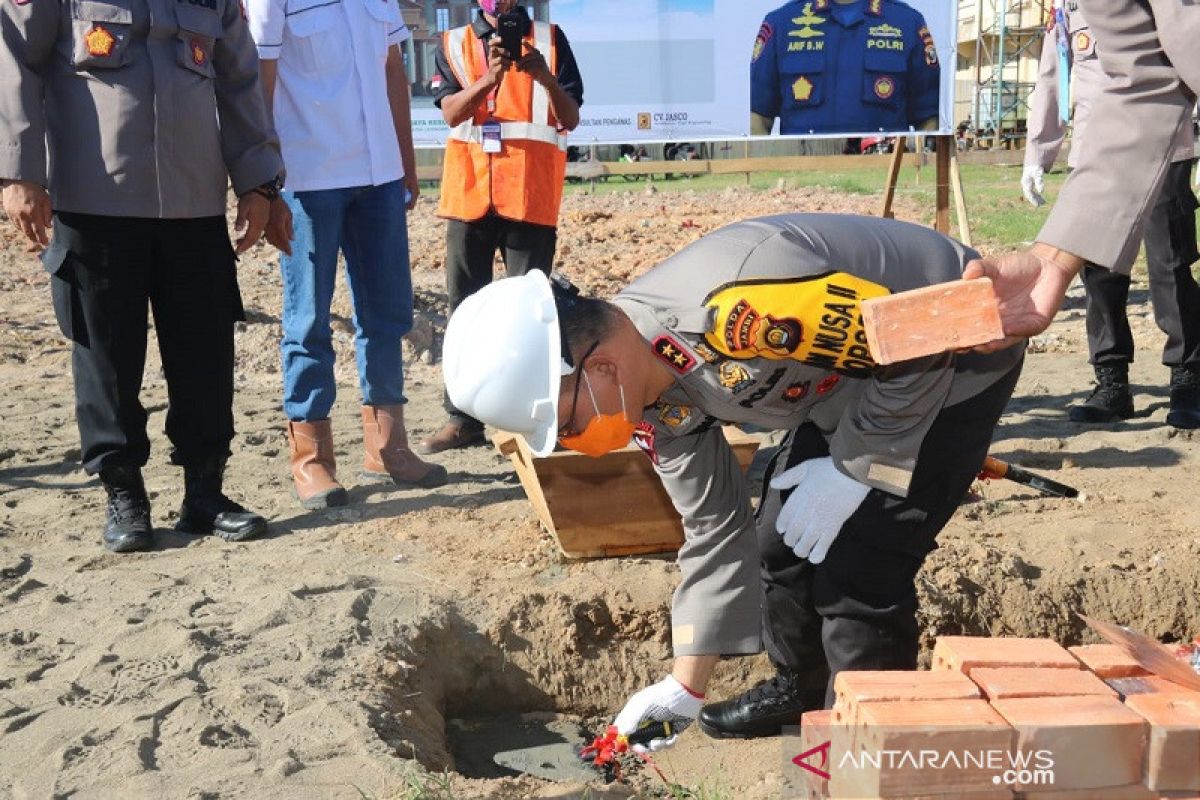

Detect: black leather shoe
[1068,363,1134,423]
[176,458,267,542]
[99,466,154,553]
[1167,365,1200,429]
[697,672,825,740]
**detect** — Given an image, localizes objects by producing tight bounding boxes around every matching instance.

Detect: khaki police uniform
[1024,1,1200,372]
[1,0,283,473]
[614,214,1023,701]
[1038,0,1199,272]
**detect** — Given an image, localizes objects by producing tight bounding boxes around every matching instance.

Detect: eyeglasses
[557,339,600,440]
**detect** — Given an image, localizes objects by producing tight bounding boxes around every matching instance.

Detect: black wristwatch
[250,174,285,202]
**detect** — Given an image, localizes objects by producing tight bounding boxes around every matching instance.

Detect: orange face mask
[558,372,637,458]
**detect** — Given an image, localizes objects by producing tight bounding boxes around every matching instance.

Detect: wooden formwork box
[492,427,761,559]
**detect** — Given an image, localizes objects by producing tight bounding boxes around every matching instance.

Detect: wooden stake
[935,135,951,234]
[950,145,973,246]
[878,136,907,219]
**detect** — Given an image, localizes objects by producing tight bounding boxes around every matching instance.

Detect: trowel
[494,721,672,783]
[1079,613,1200,692]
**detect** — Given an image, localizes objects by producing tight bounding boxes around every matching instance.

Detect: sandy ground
[2,183,1199,800]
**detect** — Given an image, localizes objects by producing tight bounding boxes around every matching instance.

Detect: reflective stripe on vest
[447,120,567,151]
[443,21,558,138]
[437,20,568,227]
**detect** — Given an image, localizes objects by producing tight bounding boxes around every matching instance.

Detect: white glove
[1020,164,1046,207]
[613,675,703,752]
[771,456,872,564]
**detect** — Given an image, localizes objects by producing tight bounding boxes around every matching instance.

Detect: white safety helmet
[442,271,569,457]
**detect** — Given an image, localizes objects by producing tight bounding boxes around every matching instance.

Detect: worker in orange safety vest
[422,0,584,454]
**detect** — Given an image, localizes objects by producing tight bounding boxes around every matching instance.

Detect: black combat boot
[697,671,825,739]
[99,465,154,553]
[176,458,267,542]
[1068,363,1134,423]
[1167,365,1200,429]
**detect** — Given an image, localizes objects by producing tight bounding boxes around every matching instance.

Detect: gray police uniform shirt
[1038,0,1199,273]
[613,214,1023,657]
[1024,0,1192,177]
[1,0,283,218]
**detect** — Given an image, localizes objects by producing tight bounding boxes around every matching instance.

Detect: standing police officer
[1,0,288,552]
[1021,0,1200,427]
[750,0,941,135]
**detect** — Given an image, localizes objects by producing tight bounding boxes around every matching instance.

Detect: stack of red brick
[796,636,1200,799]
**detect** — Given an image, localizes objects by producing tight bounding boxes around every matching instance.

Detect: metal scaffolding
[964,0,1049,147]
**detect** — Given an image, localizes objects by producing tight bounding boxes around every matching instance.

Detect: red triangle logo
[792,740,831,780]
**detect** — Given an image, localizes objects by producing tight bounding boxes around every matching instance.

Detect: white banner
[409,0,957,146]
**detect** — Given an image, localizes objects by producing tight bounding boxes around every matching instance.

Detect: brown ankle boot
[419,419,487,454]
[362,405,449,488]
[287,420,349,509]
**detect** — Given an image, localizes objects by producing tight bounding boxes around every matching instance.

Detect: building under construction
[955,0,1050,147]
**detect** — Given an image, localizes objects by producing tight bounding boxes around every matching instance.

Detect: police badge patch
[718,362,753,394]
[85,25,116,57]
[873,76,895,100]
[752,22,772,63]
[792,75,814,103]
[691,340,722,364]
[657,403,693,428]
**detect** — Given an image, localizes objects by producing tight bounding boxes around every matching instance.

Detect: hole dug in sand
[365,592,688,784]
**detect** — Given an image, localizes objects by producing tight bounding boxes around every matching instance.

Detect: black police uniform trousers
[757,359,1023,708]
[45,213,244,475]
[1085,157,1200,368]
[443,212,557,428]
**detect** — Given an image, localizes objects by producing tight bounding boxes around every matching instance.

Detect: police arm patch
[701,273,889,375]
[752,22,772,63]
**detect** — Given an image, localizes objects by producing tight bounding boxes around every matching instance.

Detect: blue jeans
[280,180,412,421]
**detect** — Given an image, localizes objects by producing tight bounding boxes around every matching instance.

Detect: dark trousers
[757,361,1023,707]
[443,213,557,426]
[45,213,244,474]
[1086,157,1200,368]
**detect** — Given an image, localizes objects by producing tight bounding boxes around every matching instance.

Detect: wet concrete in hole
[447,712,602,781]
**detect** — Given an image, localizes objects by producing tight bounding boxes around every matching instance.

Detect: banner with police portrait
[408,0,957,146]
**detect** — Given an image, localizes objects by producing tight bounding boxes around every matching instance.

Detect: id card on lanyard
[480,35,503,154]
[482,120,502,153]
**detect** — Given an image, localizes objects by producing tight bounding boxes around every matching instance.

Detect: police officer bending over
[1,0,289,552]
[443,214,1023,745]
[751,0,940,135]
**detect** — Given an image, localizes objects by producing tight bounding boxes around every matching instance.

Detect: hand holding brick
[862,278,1005,365]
